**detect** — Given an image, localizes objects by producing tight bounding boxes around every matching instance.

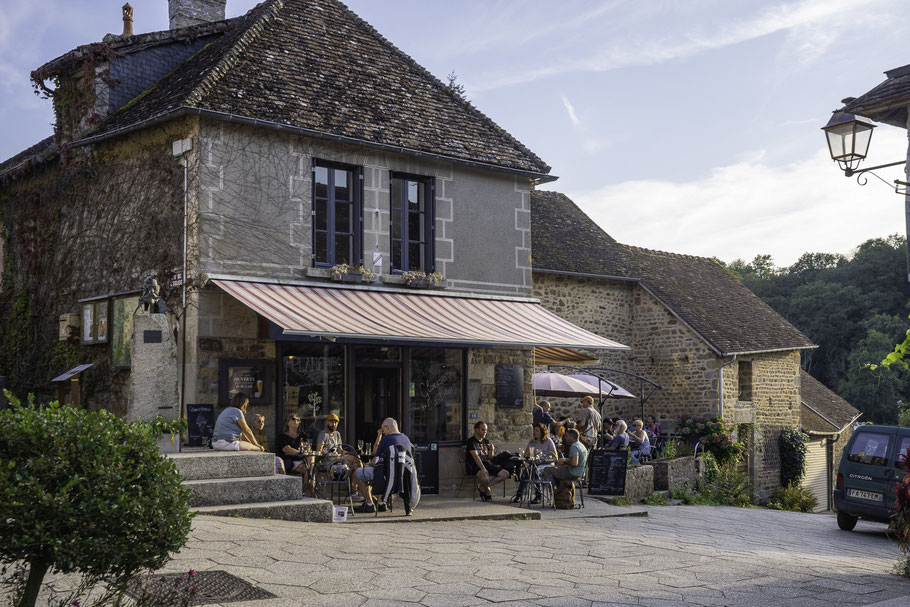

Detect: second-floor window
[390,173,435,273]
[313,160,362,267]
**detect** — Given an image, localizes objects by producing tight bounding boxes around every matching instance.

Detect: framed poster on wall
[219,358,272,406]
[80,300,110,344]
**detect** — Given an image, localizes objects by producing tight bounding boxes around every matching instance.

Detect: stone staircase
[167,450,334,523]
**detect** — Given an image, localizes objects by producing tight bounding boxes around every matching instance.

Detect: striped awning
[213,280,628,350]
[533,347,598,365]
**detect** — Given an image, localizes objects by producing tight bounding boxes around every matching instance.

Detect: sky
[2,0,910,267]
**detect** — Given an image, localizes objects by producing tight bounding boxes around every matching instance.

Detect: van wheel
[837,511,858,531]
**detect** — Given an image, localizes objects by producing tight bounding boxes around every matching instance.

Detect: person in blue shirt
[533,401,555,427]
[605,420,630,450]
[353,418,413,513]
[211,392,264,452]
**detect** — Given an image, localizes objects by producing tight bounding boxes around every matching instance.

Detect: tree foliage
[728,235,910,424]
[0,393,193,607]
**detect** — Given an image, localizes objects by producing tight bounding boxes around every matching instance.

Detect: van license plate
[847,489,883,502]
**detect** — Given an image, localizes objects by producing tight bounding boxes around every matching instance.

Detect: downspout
[718,355,737,419]
[172,138,192,426]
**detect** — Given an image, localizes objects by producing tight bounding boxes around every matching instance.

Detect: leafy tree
[0,394,193,607]
[840,329,909,424]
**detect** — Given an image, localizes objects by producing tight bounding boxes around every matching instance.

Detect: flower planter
[406,279,433,288]
[622,464,654,502]
[157,433,181,454]
[652,456,696,492]
[342,273,363,284]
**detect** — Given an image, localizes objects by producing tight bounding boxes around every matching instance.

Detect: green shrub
[642,492,669,505]
[0,393,194,607]
[767,483,818,512]
[677,415,744,463]
[779,428,809,487]
[661,439,677,460]
[699,451,753,507]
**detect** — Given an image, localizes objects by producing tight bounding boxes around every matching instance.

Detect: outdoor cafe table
[509,455,554,508]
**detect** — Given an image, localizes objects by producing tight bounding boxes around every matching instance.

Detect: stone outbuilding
[531,190,818,500]
[799,369,862,511]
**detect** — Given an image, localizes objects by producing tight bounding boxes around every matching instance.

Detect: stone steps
[167,451,334,522]
[192,499,332,523]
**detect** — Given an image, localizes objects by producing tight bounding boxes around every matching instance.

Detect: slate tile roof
[800,369,861,433]
[531,189,816,356]
[0,136,58,180]
[78,0,549,175]
[842,64,910,128]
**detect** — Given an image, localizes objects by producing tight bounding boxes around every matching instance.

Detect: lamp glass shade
[822,112,875,171]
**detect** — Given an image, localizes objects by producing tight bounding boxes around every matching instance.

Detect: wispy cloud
[561,94,581,127]
[564,128,908,266]
[471,0,881,92]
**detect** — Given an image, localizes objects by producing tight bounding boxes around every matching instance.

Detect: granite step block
[167,451,276,480]
[193,499,334,523]
[184,475,302,507]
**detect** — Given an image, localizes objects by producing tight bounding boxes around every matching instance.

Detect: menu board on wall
[495,363,523,409]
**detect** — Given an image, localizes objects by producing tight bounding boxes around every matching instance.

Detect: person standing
[533,401,555,427]
[212,392,264,452]
[578,396,602,450]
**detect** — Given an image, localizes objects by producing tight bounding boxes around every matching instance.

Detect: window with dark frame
[390,173,435,273]
[313,160,363,267]
[738,360,753,402]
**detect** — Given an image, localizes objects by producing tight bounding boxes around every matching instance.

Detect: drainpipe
[172,137,193,424]
[718,355,736,419]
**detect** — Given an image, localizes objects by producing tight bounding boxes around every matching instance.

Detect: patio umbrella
[566,373,635,399]
[532,372,601,397]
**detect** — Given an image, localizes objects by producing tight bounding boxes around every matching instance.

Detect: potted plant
[331,264,376,284]
[151,415,188,454]
[402,271,444,288]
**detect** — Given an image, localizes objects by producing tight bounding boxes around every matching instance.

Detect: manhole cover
[128,570,276,605]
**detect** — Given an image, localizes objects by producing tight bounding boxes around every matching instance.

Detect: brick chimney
[169,0,226,29]
[121,3,133,36]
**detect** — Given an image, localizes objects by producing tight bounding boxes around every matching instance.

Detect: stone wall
[534,273,719,425]
[468,347,535,445]
[198,120,532,296]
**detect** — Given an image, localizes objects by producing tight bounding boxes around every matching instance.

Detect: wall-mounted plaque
[495,363,523,409]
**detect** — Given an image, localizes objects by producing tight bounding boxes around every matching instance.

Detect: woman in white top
[511,423,558,504]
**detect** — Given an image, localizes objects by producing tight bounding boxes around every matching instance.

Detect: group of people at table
[210,392,662,511]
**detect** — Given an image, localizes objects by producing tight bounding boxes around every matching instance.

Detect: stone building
[531,190,818,500]
[0,0,625,486]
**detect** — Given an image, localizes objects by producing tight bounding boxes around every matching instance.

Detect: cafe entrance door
[353,366,401,448]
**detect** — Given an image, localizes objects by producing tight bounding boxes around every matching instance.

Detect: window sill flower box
[401,271,444,289]
[330,264,376,284]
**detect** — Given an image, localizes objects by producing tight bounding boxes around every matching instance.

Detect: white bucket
[332,506,349,522]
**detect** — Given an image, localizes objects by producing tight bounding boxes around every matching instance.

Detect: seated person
[533,400,555,427]
[604,420,630,451]
[311,414,361,491]
[511,423,558,504]
[543,428,588,485]
[550,421,566,450]
[601,418,615,447]
[252,413,286,474]
[628,419,651,464]
[212,393,264,452]
[466,421,510,502]
[353,418,413,513]
[275,415,307,477]
[315,414,342,453]
[644,415,661,440]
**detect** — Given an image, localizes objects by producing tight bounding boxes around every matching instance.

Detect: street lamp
[822,108,906,188]
[822,110,876,175]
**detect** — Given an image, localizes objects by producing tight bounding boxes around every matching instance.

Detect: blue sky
[2,0,909,266]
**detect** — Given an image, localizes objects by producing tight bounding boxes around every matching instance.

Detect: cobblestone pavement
[162,502,910,606]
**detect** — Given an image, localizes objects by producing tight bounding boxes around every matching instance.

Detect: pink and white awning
[213,279,628,350]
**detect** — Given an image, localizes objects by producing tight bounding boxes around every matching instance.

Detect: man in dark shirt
[466,421,510,502]
[354,418,412,513]
[533,401,555,427]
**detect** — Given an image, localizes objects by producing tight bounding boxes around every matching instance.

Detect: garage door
[802,439,829,512]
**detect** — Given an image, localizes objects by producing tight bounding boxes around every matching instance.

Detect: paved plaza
[159,498,910,606]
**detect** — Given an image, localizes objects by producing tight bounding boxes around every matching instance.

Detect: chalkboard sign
[588,449,628,496]
[495,363,523,409]
[413,442,439,494]
[188,404,215,447]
